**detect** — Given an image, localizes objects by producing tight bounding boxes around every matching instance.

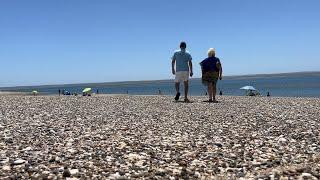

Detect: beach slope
[0,95,319,179]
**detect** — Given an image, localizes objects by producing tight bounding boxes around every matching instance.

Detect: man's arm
[189,60,193,77]
[172,59,176,75]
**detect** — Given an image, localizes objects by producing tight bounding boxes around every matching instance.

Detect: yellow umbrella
[82,88,91,93]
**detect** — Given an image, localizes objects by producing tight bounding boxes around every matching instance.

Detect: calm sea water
[1,72,320,97]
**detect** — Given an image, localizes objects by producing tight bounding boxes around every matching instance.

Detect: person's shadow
[174,100,194,103]
[202,100,219,103]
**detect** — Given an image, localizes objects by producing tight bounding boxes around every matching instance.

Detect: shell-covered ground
[0,95,320,179]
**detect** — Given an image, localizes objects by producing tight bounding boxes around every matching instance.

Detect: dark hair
[180,42,186,49]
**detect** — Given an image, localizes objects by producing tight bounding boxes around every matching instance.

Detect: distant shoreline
[1,71,319,89]
[1,94,319,100]
[0,91,29,96]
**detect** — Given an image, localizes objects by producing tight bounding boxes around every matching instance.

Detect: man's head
[180,42,187,49]
[208,48,215,57]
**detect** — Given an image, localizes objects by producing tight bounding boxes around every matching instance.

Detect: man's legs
[183,80,189,101]
[175,82,180,94]
[175,82,180,101]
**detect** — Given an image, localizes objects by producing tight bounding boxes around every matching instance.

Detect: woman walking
[200,48,223,102]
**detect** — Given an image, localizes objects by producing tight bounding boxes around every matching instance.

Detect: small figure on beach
[64,91,71,95]
[247,90,255,96]
[158,89,162,95]
[58,89,61,96]
[267,91,270,97]
[96,89,99,94]
[200,48,223,103]
[219,90,223,96]
[171,42,193,102]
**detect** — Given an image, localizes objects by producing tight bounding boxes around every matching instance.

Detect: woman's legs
[212,82,217,101]
[208,83,213,101]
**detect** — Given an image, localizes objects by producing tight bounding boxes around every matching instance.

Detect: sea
[1,72,320,97]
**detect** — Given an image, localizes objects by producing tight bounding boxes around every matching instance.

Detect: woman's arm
[217,62,222,80]
[219,65,223,80]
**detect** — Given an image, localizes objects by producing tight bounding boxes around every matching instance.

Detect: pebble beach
[0,95,320,179]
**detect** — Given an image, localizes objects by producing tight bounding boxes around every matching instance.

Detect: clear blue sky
[1,0,319,87]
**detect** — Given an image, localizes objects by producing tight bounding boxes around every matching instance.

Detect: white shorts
[175,71,189,82]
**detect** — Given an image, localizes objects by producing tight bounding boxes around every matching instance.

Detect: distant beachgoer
[200,48,223,102]
[58,89,61,96]
[64,91,71,95]
[171,42,193,102]
[256,91,260,96]
[158,89,162,95]
[96,89,99,94]
[247,90,255,96]
[219,90,223,96]
[267,92,270,97]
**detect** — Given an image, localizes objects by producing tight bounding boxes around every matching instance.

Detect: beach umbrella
[32,90,38,96]
[82,88,92,93]
[240,86,256,91]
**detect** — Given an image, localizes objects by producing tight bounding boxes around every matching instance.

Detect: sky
[0,0,320,87]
